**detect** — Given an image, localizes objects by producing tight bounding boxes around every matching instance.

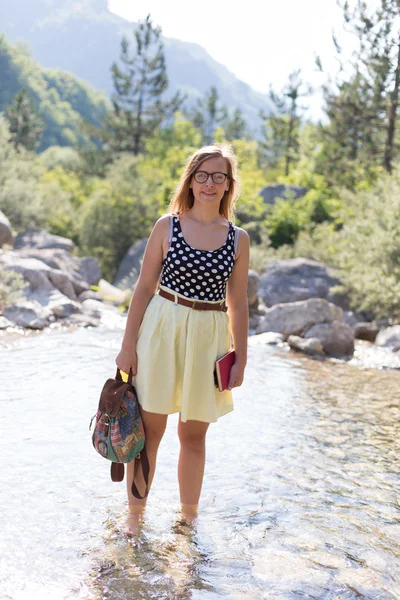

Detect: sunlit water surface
[1,327,400,600]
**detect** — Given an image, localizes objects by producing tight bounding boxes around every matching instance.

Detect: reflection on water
[1,327,400,599]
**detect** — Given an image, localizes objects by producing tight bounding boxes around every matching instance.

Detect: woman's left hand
[228,362,245,390]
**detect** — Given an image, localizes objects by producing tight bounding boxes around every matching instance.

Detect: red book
[214,350,236,392]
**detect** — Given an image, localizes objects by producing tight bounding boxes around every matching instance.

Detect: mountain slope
[0,35,109,151]
[0,0,270,134]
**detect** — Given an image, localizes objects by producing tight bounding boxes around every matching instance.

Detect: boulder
[47,270,78,300]
[3,301,51,330]
[0,253,54,292]
[47,294,81,318]
[259,258,348,309]
[78,290,104,303]
[14,230,75,253]
[344,311,361,327]
[249,314,261,331]
[98,279,129,305]
[0,250,94,301]
[114,238,147,289]
[248,331,285,346]
[247,269,260,310]
[17,248,91,294]
[258,184,308,206]
[304,321,355,357]
[82,298,103,319]
[81,298,126,329]
[256,298,343,339]
[354,322,379,343]
[0,316,13,329]
[0,211,13,247]
[78,256,101,286]
[60,313,101,328]
[287,335,325,356]
[375,326,400,352]
[0,252,80,300]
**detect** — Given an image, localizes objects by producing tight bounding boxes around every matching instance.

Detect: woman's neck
[185,205,222,225]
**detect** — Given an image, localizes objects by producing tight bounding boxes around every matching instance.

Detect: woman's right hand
[116,345,138,376]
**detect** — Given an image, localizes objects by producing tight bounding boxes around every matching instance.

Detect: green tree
[349,0,400,174]
[260,70,311,176]
[190,86,228,144]
[317,0,400,183]
[317,71,381,189]
[107,14,184,155]
[0,34,21,108]
[223,107,249,141]
[326,168,400,319]
[5,88,44,151]
[0,114,45,230]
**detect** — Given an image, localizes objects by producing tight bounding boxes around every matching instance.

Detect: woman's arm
[116,216,169,374]
[225,228,250,389]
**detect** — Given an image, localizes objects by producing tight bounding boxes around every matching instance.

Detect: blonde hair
[167,143,240,221]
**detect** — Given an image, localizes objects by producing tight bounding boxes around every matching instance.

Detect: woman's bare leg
[177,417,210,517]
[125,409,167,532]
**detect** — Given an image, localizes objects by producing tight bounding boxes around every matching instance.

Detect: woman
[116,143,249,532]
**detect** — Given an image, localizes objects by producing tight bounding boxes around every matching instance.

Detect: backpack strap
[131,448,150,499]
[110,447,150,499]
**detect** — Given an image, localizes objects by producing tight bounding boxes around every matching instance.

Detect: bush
[0,264,27,311]
[331,170,400,319]
[79,183,158,281]
[38,146,82,172]
[0,115,46,229]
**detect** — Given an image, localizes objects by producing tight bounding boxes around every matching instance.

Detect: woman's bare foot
[180,503,198,525]
[125,505,145,537]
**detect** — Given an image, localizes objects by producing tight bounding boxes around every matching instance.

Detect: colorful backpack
[90,368,149,499]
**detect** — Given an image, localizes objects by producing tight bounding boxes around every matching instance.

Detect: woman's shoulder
[149,215,172,241]
[231,223,249,238]
[156,213,179,226]
[232,225,250,255]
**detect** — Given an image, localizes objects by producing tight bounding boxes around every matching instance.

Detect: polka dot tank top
[160,215,238,302]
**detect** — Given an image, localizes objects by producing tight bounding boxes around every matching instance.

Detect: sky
[108,0,356,118]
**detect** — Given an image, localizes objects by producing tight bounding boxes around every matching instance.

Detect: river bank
[2,315,400,373]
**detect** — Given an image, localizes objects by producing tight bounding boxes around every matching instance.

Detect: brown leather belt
[158,289,227,312]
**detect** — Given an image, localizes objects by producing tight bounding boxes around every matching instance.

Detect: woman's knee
[178,421,209,451]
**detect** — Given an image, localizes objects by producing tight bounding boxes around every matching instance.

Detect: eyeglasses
[193,171,228,184]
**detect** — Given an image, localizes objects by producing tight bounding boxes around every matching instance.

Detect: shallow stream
[1,327,400,599]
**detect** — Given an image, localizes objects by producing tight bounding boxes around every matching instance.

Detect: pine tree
[107,15,184,155]
[5,88,44,151]
[319,0,400,178]
[260,70,310,175]
[190,86,227,144]
[223,108,249,141]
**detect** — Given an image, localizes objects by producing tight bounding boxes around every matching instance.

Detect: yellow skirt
[132,285,234,423]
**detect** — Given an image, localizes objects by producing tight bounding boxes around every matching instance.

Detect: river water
[1,325,400,600]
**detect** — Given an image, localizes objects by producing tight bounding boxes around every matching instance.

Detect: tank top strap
[233,224,240,257]
[168,214,174,249]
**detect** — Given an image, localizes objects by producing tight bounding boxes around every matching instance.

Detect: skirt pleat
[133,285,234,423]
